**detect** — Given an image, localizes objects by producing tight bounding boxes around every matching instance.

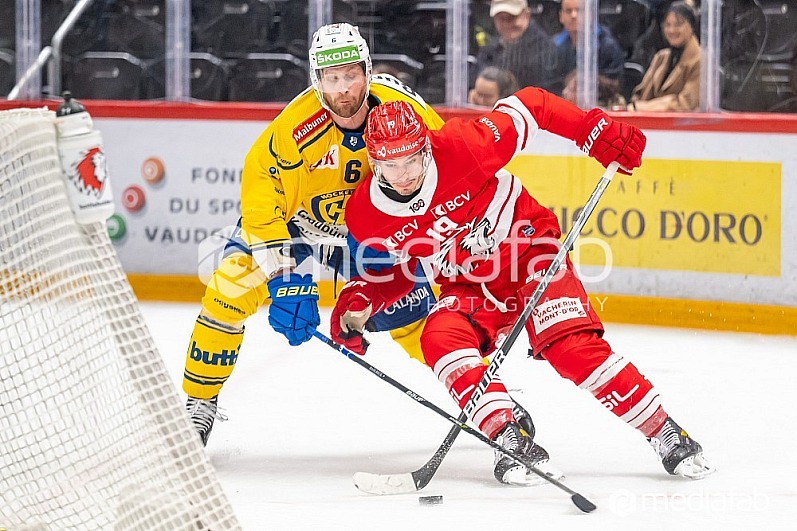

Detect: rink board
[1,101,794,333]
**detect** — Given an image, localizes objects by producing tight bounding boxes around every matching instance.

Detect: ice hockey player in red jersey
[331,92,715,484]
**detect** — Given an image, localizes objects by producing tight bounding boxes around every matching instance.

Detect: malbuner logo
[317,45,361,66]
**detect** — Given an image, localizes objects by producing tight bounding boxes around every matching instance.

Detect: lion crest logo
[69,146,108,197]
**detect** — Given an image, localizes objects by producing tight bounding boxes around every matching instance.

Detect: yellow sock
[183,316,243,399]
[389,319,427,365]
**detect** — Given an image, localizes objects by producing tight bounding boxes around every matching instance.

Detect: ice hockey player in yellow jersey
[183,23,444,446]
[183,23,537,452]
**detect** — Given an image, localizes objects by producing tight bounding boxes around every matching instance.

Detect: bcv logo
[431,191,470,219]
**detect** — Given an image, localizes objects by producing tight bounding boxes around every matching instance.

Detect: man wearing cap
[475,0,567,94]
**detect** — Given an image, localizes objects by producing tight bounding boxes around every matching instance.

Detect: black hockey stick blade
[572,493,597,513]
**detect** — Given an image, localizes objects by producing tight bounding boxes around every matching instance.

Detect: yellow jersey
[240,74,445,254]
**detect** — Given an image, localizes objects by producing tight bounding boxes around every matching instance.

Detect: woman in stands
[628,1,701,112]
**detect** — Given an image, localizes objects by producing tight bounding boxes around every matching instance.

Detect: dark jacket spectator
[553,0,626,81]
[476,0,567,94]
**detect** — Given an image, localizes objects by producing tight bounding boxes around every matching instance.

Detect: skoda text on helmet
[365,101,431,194]
[309,23,372,117]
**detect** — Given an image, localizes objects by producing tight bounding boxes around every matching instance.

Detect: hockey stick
[313,330,595,512]
[344,161,619,510]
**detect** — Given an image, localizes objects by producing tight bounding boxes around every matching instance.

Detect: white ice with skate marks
[146,303,797,530]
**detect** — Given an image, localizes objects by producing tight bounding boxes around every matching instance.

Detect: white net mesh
[0,109,240,530]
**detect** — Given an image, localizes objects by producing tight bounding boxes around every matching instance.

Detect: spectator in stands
[562,69,626,110]
[628,1,700,111]
[476,0,567,94]
[468,66,519,107]
[553,0,626,93]
[629,0,697,73]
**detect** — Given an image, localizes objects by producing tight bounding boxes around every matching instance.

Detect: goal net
[0,109,240,529]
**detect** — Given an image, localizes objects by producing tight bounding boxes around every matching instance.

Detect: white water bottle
[55,91,115,224]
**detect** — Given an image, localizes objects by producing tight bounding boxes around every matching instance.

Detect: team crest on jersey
[342,131,365,151]
[309,144,339,170]
[68,146,108,197]
[434,217,496,277]
[310,189,352,224]
[293,108,330,144]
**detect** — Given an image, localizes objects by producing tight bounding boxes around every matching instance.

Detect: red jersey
[346,87,586,288]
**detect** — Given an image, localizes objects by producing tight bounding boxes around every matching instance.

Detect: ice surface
[145,302,797,530]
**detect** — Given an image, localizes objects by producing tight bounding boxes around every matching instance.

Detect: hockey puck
[418,495,443,506]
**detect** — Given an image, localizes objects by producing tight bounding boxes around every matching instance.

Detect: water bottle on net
[55,91,115,224]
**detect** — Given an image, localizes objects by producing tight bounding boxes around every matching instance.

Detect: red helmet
[365,101,429,161]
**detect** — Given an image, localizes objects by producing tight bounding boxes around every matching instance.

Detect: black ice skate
[648,417,716,479]
[492,421,562,486]
[186,395,226,446]
[511,399,536,440]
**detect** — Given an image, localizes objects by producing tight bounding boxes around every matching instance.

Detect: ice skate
[186,395,226,447]
[492,421,563,486]
[511,399,536,440]
[648,417,716,479]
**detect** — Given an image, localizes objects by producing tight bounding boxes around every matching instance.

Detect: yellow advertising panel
[506,156,781,276]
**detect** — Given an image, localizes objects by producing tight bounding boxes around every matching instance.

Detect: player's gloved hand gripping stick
[267,273,320,346]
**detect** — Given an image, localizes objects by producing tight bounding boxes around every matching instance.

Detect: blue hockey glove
[267,273,320,346]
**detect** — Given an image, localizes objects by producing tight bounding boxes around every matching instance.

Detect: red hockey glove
[575,108,646,175]
[331,280,378,355]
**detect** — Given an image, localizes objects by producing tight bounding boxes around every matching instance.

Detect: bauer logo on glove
[274,284,319,298]
[575,108,646,175]
[267,273,321,346]
[579,117,609,156]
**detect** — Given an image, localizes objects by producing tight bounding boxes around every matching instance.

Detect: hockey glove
[331,280,379,355]
[575,108,646,175]
[267,273,320,346]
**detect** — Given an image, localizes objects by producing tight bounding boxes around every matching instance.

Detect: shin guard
[543,332,667,437]
[430,348,513,439]
[183,316,243,399]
